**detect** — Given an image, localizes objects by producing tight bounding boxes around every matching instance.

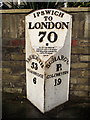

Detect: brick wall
[1,8,90,99]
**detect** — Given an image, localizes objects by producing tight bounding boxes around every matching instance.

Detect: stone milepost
[26,9,72,113]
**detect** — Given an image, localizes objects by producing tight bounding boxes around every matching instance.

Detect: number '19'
[54,78,62,86]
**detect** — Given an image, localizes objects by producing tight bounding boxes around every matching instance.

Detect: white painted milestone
[26,9,72,113]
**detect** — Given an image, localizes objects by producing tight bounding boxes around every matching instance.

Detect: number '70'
[38,31,58,43]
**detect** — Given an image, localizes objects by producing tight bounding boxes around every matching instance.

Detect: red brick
[10,40,25,47]
[71,40,78,46]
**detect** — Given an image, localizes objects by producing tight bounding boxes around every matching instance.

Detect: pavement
[2,93,90,119]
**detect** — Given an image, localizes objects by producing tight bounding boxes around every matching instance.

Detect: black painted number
[33,77,36,84]
[31,62,38,70]
[48,32,58,43]
[54,78,62,86]
[38,31,58,43]
[38,32,46,42]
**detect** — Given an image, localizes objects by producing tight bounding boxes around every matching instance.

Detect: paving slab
[2,93,90,119]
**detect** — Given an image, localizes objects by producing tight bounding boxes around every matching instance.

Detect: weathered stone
[2,61,25,68]
[70,91,88,97]
[71,70,89,78]
[2,46,23,54]
[17,15,25,38]
[2,81,25,90]
[79,39,90,47]
[81,70,89,77]
[11,54,25,60]
[2,14,10,39]
[72,12,85,39]
[2,74,21,81]
[84,13,90,38]
[9,15,18,38]
[78,21,85,38]
[71,47,89,54]
[71,70,81,77]
[71,55,79,63]
[62,7,90,12]
[80,55,90,62]
[2,61,25,74]
[2,49,25,61]
[72,21,80,38]
[71,63,89,69]
[71,84,89,91]
[2,53,11,61]
[70,84,74,90]
[77,78,88,84]
[70,78,77,84]
[2,68,11,74]
[70,78,88,84]
[14,81,26,87]
[2,74,25,82]
[3,87,22,94]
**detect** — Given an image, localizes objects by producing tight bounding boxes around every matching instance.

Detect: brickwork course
[1,8,90,100]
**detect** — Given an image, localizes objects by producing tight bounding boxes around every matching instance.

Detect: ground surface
[2,93,90,119]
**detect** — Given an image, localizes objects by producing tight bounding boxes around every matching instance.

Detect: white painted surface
[45,23,72,111]
[26,9,72,113]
